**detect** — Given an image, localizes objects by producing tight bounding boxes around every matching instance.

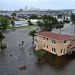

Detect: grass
[8,25,38,29]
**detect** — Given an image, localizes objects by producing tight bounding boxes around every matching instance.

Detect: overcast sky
[0,0,75,10]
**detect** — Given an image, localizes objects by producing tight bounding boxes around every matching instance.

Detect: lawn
[8,25,38,29]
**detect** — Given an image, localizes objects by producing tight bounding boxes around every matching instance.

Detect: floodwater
[0,24,75,75]
[52,23,75,35]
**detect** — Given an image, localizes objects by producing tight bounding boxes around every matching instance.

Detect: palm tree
[11,18,15,27]
[37,15,58,31]
[11,12,16,28]
[0,32,5,50]
[11,12,17,17]
[29,30,36,45]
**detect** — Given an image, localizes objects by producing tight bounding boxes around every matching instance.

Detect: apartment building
[35,31,75,56]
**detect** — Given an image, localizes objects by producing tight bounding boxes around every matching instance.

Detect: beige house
[35,31,75,56]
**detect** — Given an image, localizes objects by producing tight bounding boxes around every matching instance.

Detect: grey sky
[0,0,75,10]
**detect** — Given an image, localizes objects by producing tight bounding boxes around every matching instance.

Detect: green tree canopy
[11,12,17,16]
[0,17,10,30]
[37,15,59,31]
[0,32,5,41]
[27,20,33,26]
[29,14,38,19]
[29,30,36,44]
[34,49,46,59]
[56,21,64,29]
[11,19,15,27]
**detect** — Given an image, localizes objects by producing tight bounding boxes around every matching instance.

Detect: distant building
[0,9,72,19]
[35,31,75,56]
[30,19,39,25]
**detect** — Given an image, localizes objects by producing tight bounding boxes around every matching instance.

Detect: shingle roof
[37,31,75,40]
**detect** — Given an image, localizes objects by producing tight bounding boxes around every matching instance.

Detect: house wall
[35,35,71,56]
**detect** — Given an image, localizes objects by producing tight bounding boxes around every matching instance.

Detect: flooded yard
[52,23,75,35]
[0,24,75,75]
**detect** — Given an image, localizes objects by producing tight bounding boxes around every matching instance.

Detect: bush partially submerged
[34,49,46,58]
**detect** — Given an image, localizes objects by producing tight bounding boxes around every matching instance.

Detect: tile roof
[68,41,75,48]
[37,31,75,40]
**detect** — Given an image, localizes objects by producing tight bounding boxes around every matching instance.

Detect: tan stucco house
[34,31,75,56]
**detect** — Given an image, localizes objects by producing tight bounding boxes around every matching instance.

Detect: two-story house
[34,31,75,56]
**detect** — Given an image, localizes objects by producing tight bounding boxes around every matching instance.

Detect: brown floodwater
[0,24,75,75]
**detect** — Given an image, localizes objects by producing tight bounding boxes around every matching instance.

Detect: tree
[0,32,5,50]
[27,20,33,26]
[29,14,38,19]
[37,15,59,31]
[29,30,36,44]
[0,17,10,30]
[11,12,17,16]
[71,15,75,33]
[34,49,46,62]
[11,12,17,20]
[11,19,15,27]
[56,21,64,34]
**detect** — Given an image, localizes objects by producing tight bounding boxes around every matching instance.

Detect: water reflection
[52,24,74,35]
[43,52,75,71]
[0,49,6,58]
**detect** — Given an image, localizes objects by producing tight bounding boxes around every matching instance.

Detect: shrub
[34,49,46,58]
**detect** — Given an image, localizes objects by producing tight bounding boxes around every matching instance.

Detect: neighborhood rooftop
[68,41,75,48]
[37,31,75,40]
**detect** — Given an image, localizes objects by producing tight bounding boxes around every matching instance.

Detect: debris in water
[10,54,12,56]
[19,65,27,71]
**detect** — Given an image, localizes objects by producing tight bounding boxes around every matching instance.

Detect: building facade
[35,31,75,56]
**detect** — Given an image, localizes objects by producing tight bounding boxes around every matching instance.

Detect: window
[64,40,67,43]
[47,46,48,48]
[52,40,56,44]
[52,48,54,51]
[52,48,56,52]
[54,49,56,52]
[61,49,65,54]
[47,38,48,41]
[61,49,62,53]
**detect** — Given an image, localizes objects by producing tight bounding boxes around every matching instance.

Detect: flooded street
[0,24,75,75]
[53,23,75,35]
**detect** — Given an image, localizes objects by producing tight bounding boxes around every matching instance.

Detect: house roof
[37,31,75,40]
[68,41,75,48]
